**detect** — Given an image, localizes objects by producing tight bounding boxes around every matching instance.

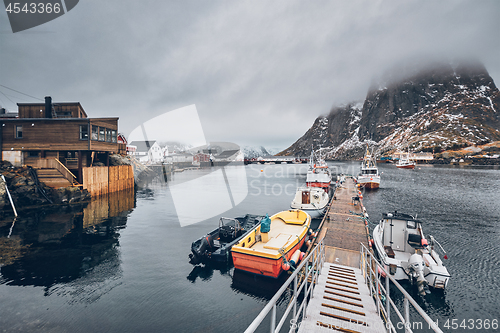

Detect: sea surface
[1,162,499,332]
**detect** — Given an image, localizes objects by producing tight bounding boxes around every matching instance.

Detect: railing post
[376,264,380,316]
[386,273,390,333]
[404,297,411,333]
[271,304,276,333]
[303,265,308,320]
[293,275,297,319]
[368,252,372,296]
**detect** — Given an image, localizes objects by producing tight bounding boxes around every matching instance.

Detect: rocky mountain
[279,60,500,159]
[242,146,275,158]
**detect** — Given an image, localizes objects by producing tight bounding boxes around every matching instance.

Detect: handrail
[55,158,77,179]
[359,242,443,333]
[244,240,325,333]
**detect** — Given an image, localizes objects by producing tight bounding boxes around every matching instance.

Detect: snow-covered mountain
[279,60,500,159]
[242,146,278,158]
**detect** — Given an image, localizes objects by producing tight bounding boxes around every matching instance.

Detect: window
[111,130,117,143]
[106,129,112,142]
[15,125,22,138]
[407,221,416,229]
[28,151,39,158]
[99,127,105,141]
[80,125,88,140]
[92,125,98,140]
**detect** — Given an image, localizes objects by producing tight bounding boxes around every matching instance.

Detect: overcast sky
[1,0,499,150]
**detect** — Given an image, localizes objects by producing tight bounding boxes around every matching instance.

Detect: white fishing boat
[372,212,450,295]
[290,187,329,218]
[396,148,416,169]
[305,149,331,193]
[357,145,380,189]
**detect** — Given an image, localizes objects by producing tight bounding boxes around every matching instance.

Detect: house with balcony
[0,96,123,187]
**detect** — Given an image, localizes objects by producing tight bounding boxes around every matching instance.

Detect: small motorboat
[231,210,311,278]
[188,214,265,265]
[372,212,450,295]
[290,187,329,218]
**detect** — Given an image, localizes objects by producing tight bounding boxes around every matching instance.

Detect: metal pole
[368,252,372,296]
[293,275,297,319]
[1,175,17,217]
[271,304,276,333]
[376,265,380,316]
[386,273,391,333]
[404,297,411,333]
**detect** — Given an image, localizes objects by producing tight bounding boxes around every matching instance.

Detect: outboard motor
[189,235,214,264]
[406,253,430,296]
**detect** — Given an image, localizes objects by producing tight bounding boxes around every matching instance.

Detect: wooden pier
[299,177,384,333]
[318,177,371,268]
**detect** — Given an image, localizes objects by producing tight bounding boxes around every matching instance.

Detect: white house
[129,140,163,164]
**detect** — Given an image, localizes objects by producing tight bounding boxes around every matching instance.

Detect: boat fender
[377,266,387,278]
[282,263,290,271]
[369,239,374,247]
[289,250,301,267]
[421,238,428,247]
[299,252,305,261]
[306,240,312,248]
[359,194,363,199]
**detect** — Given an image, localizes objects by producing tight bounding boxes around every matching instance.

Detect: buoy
[299,252,305,260]
[359,194,363,199]
[289,250,301,266]
[261,169,263,172]
[306,240,311,247]
[282,262,290,271]
[358,191,362,195]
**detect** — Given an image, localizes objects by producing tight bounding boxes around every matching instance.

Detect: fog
[1,0,499,149]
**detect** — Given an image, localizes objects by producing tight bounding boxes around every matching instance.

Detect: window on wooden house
[106,129,112,142]
[28,151,39,158]
[92,125,98,140]
[80,125,89,140]
[99,127,105,141]
[112,130,117,143]
[15,125,23,138]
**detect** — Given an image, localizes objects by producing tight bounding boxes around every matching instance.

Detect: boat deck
[250,219,304,255]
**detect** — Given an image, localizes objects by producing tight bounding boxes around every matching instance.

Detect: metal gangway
[244,241,444,333]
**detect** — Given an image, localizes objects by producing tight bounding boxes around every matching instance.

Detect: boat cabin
[381,212,426,256]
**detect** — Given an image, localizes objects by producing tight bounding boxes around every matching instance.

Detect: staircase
[298,263,385,333]
[36,168,73,188]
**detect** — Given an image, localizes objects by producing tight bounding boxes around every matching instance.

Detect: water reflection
[0,189,135,290]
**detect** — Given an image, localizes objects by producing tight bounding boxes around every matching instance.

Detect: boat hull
[232,236,306,278]
[396,164,415,169]
[357,175,380,189]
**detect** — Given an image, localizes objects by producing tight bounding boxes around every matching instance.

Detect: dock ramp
[298,263,384,333]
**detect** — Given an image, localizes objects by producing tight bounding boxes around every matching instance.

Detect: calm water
[1,163,499,332]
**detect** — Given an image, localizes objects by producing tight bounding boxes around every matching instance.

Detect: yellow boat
[231,210,311,278]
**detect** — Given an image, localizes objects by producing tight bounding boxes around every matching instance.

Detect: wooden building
[0,96,122,184]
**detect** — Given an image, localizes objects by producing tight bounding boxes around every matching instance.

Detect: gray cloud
[1,0,499,149]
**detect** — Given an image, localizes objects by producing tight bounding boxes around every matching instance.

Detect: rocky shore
[0,161,91,216]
